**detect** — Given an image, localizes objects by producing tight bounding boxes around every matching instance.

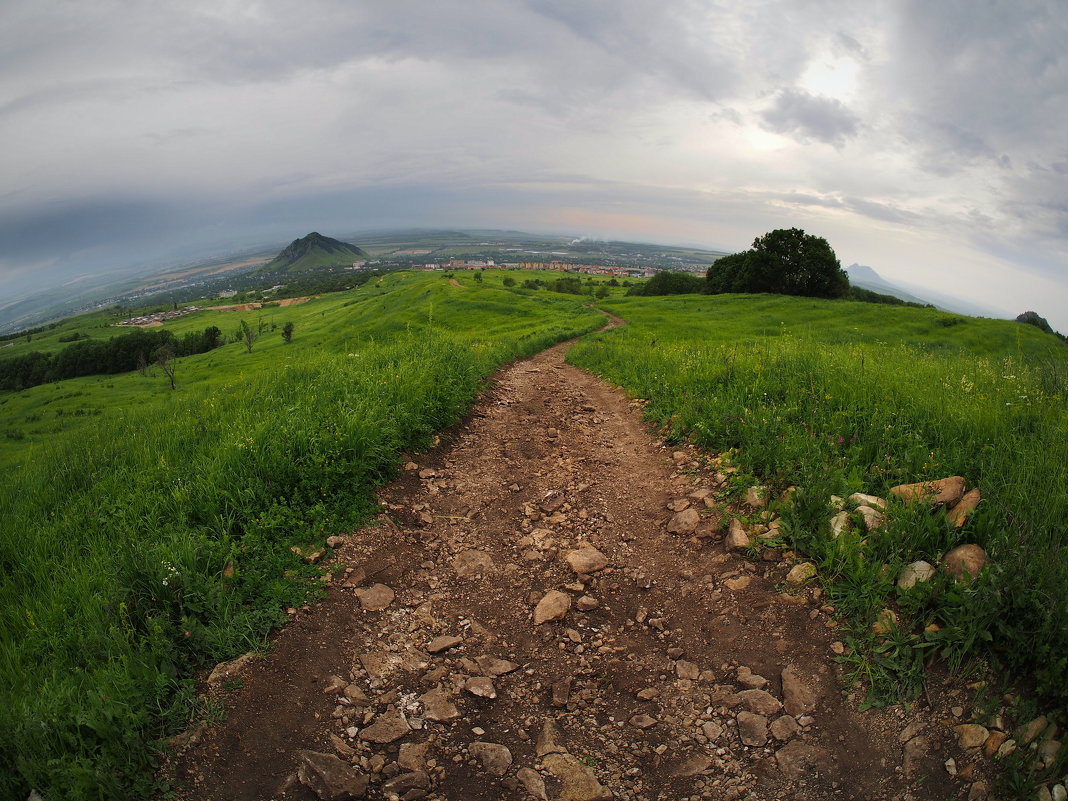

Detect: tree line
[0,326,223,392]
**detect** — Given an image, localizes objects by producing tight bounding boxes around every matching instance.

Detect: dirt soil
[166,331,986,801]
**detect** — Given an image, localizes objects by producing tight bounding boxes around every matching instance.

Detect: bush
[626,271,705,296]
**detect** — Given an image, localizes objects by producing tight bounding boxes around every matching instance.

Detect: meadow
[0,271,603,800]
[568,293,1068,715]
[4,271,1066,799]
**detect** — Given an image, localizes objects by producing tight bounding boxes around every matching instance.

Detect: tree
[153,344,176,390]
[282,322,294,343]
[203,326,223,350]
[473,270,483,283]
[502,276,516,287]
[239,319,258,353]
[706,228,849,298]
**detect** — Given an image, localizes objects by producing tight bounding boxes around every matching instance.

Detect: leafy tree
[502,276,516,287]
[282,322,295,343]
[473,270,483,283]
[595,285,610,299]
[152,344,177,390]
[706,228,849,298]
[203,326,223,350]
[239,320,258,353]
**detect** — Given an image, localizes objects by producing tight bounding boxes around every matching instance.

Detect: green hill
[259,232,367,273]
[2,270,1067,799]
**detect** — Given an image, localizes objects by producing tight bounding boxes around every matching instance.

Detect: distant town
[115,306,203,327]
[351,259,657,278]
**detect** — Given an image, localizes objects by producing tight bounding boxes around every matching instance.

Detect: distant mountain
[845,264,931,306]
[846,264,1008,319]
[260,232,367,273]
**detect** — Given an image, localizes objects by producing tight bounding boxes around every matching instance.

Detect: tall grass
[570,294,1068,707]
[0,275,602,800]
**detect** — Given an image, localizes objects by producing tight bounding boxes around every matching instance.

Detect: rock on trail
[169,333,962,801]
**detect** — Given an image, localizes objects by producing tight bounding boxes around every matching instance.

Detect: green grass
[568,292,1068,710]
[0,272,602,800]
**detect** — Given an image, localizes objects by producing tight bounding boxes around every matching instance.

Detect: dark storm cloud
[760,89,860,147]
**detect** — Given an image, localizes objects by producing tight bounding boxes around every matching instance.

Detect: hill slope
[845,264,931,305]
[260,232,367,273]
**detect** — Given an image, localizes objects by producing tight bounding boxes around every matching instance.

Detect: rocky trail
[167,331,992,801]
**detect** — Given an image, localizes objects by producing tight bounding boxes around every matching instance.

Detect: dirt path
[168,335,970,801]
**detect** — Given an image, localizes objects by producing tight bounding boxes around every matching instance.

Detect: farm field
[569,293,1068,711]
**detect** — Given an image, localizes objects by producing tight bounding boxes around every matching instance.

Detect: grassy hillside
[569,292,1068,711]
[0,272,602,800]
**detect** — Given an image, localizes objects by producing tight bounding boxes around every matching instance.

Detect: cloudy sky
[2,0,1067,328]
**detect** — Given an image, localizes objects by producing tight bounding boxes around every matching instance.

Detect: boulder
[536,719,567,757]
[534,590,571,624]
[464,677,497,698]
[770,715,801,741]
[469,741,512,776]
[419,687,459,722]
[781,667,819,716]
[737,711,769,746]
[776,740,833,781]
[427,635,462,653]
[890,476,966,506]
[565,546,609,574]
[849,492,887,510]
[517,767,548,801]
[947,488,981,528]
[474,656,519,676]
[901,735,928,779]
[725,518,750,551]
[358,709,410,744]
[954,724,989,749]
[207,652,258,690]
[785,562,817,585]
[856,505,885,531]
[297,749,369,800]
[666,507,701,534]
[897,560,935,591]
[734,689,782,716]
[871,608,898,635]
[829,511,851,537]
[380,770,429,798]
[942,544,988,582]
[745,486,768,509]
[452,550,495,578]
[542,752,613,801]
[675,660,700,680]
[355,583,394,612]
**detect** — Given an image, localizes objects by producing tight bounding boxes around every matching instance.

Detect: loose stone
[469,741,513,776]
[534,590,571,624]
[355,584,395,612]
